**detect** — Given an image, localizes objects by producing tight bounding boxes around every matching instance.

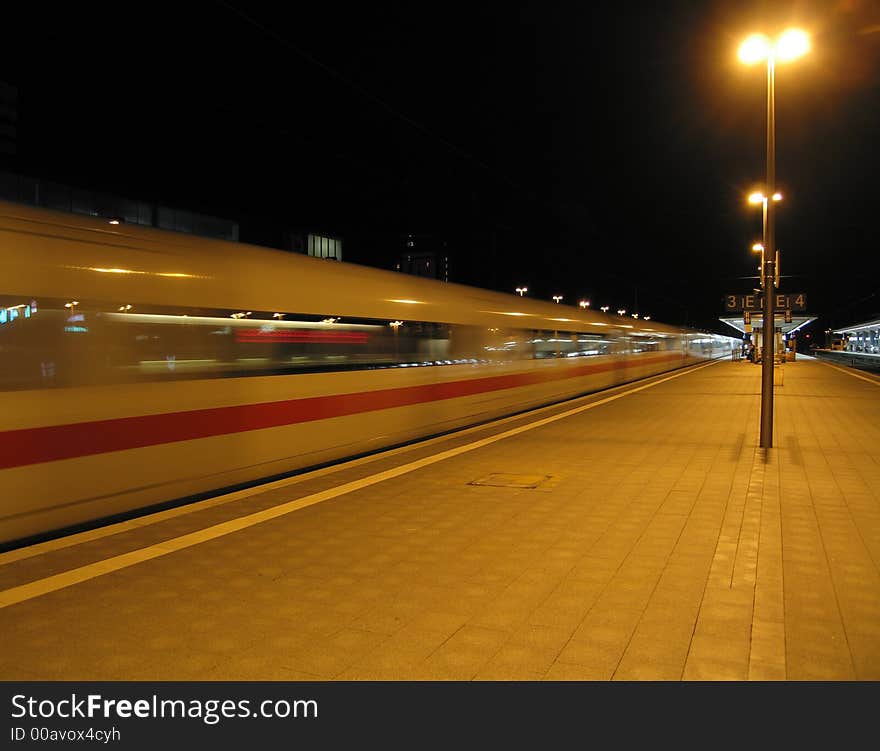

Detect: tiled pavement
[1,357,878,681]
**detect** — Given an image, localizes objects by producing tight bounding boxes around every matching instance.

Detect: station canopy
[832,317,880,336]
[719,314,817,337]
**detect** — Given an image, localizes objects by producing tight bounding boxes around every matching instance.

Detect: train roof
[1,200,687,336]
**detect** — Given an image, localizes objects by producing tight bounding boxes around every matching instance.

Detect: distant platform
[813,348,880,373]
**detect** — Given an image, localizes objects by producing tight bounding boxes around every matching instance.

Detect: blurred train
[0,201,737,545]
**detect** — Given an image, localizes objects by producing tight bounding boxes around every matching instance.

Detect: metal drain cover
[469,473,552,489]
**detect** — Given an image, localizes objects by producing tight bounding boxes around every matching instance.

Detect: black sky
[3,1,879,335]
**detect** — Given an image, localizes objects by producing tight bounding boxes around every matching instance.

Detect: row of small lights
[517,291,650,320]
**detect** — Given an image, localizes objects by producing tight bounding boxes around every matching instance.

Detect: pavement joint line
[819,360,880,386]
[0,359,721,609]
[0,360,717,566]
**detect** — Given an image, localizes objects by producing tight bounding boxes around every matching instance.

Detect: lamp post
[578,300,590,309]
[738,28,809,448]
[515,287,528,297]
[600,306,610,314]
[553,295,563,304]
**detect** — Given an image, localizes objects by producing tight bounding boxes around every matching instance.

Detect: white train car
[0,201,735,545]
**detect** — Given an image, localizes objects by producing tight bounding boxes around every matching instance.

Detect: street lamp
[578,300,590,309]
[553,295,563,304]
[515,287,528,297]
[738,28,809,449]
[752,242,765,286]
[600,306,610,313]
[617,309,626,316]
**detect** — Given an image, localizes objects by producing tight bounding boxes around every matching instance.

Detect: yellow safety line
[0,359,721,608]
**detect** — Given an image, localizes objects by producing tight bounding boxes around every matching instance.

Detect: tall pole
[760,58,776,448]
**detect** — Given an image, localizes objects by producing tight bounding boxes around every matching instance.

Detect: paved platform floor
[1,356,879,680]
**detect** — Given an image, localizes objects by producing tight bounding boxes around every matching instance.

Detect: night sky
[3,1,879,336]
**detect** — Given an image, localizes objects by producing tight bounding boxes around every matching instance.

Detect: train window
[630,334,660,353]
[532,330,612,359]
[1,295,689,391]
[0,295,483,390]
[455,326,530,361]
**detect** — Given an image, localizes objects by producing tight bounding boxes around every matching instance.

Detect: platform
[1,356,878,681]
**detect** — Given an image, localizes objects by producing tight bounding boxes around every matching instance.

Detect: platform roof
[719,315,817,337]
[833,318,880,335]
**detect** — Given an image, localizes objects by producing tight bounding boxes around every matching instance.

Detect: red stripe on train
[0,354,685,469]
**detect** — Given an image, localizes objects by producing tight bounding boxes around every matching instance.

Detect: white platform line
[0,359,720,608]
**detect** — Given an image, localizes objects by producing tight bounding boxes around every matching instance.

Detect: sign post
[723,291,811,447]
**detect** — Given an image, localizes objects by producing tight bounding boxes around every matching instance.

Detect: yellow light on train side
[84,266,196,279]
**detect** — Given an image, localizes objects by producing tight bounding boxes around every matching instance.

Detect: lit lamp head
[738,34,772,64]
[738,29,810,65]
[748,192,782,205]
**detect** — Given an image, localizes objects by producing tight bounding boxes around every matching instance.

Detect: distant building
[282,229,343,261]
[396,233,449,281]
[0,170,238,242]
[0,170,347,263]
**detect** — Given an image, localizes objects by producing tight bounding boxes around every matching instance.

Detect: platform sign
[724,292,807,312]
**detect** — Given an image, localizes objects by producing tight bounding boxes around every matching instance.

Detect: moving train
[0,201,736,545]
